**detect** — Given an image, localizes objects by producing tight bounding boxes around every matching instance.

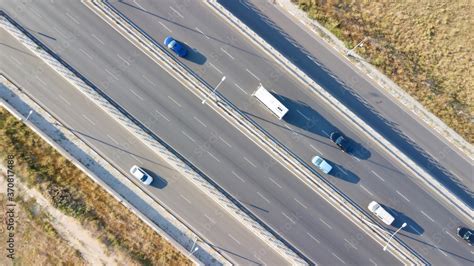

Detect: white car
[368,201,395,225]
[130,165,153,185]
[311,155,333,174]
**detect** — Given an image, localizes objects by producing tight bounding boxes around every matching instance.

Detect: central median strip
[84,0,424,264]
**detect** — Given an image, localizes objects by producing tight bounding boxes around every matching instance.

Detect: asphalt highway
[108,0,473,264]
[0,25,287,265]
[0,1,401,264]
[1,0,472,264]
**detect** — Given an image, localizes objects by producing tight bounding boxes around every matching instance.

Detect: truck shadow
[382,204,424,235]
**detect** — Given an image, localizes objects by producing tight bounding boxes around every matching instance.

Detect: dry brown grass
[0,193,85,265]
[0,108,191,265]
[292,0,473,142]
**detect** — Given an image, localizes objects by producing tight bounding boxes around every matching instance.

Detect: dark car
[330,131,350,152]
[457,227,473,245]
[163,36,187,57]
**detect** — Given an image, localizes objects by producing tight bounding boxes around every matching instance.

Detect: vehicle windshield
[140,176,147,182]
[315,158,323,165]
[464,231,472,239]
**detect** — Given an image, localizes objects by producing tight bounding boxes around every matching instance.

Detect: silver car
[130,165,153,185]
[311,155,333,174]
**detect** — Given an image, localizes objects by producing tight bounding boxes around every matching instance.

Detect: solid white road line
[133,0,146,10]
[228,234,241,245]
[105,68,119,80]
[195,27,210,39]
[180,194,191,204]
[204,214,216,224]
[268,177,282,188]
[220,47,234,59]
[82,114,96,125]
[91,34,104,45]
[193,116,207,127]
[337,165,348,175]
[209,62,223,74]
[409,225,422,235]
[142,74,156,85]
[294,198,308,209]
[360,184,374,196]
[131,154,143,164]
[319,218,332,229]
[281,212,296,224]
[332,253,346,264]
[234,83,248,95]
[169,6,184,18]
[129,89,144,101]
[310,144,322,154]
[58,95,71,106]
[296,110,310,120]
[79,48,93,60]
[344,238,358,250]
[207,151,220,162]
[445,231,459,242]
[117,54,130,66]
[107,134,119,145]
[219,137,232,148]
[243,157,257,167]
[155,110,170,121]
[246,68,260,80]
[181,131,195,142]
[168,96,182,107]
[257,192,271,203]
[65,12,80,24]
[369,258,378,266]
[371,170,385,182]
[158,21,172,32]
[396,190,410,202]
[420,210,435,222]
[306,232,320,244]
[232,171,246,183]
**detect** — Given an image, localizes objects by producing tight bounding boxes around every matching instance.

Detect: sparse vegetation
[292,0,473,142]
[0,107,191,265]
[0,192,85,265]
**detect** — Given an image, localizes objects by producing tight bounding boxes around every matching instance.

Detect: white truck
[252,84,289,120]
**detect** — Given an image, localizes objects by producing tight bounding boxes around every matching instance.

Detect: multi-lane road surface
[0,26,288,265]
[1,0,472,265]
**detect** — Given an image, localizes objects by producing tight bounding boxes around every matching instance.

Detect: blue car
[163,36,187,57]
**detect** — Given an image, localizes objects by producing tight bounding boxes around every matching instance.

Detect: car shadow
[275,93,371,160]
[382,204,424,235]
[323,158,360,183]
[142,167,167,189]
[180,42,207,65]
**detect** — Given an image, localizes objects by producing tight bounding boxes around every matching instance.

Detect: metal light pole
[383,222,407,251]
[190,247,199,256]
[25,110,33,121]
[346,37,368,56]
[202,76,226,104]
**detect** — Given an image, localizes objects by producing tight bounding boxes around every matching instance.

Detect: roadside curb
[274,0,473,160]
[205,0,472,222]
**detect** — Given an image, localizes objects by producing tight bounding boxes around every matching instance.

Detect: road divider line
[91,33,104,45]
[232,171,246,183]
[209,62,223,74]
[243,156,257,167]
[220,47,235,59]
[158,21,172,32]
[82,114,96,125]
[331,252,346,264]
[169,6,184,18]
[180,194,191,204]
[360,184,374,196]
[79,48,93,60]
[58,95,71,106]
[168,95,182,107]
[181,130,196,143]
[294,198,308,209]
[306,232,320,244]
[195,27,210,39]
[296,109,309,121]
[228,234,241,245]
[129,89,144,101]
[420,210,435,222]
[193,116,207,127]
[396,190,410,202]
[155,110,170,122]
[319,218,332,229]
[246,68,260,80]
[234,83,248,95]
[268,177,282,188]
[281,212,296,224]
[371,170,385,182]
[257,192,271,204]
